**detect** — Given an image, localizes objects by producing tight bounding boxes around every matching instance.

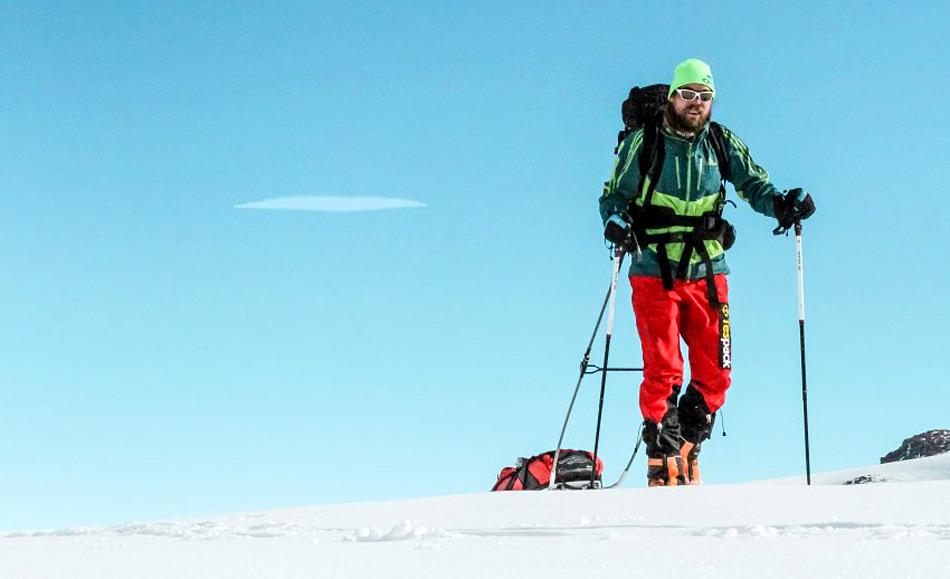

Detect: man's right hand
[604,213,632,247]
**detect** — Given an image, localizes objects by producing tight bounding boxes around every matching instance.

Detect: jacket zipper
[686,142,694,278]
[662,129,711,281]
[686,143,693,200]
[698,156,704,193]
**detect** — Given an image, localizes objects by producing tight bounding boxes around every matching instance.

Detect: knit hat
[668,58,715,97]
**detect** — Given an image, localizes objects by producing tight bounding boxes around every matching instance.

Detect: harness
[628,121,733,308]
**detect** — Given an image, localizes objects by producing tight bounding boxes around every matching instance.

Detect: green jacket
[599,122,780,279]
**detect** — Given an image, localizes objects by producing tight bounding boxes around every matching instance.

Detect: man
[599,58,815,486]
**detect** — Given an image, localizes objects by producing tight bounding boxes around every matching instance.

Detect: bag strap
[708,122,731,183]
[708,122,732,217]
[635,122,665,210]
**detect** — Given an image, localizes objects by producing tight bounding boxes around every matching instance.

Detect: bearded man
[598,58,815,486]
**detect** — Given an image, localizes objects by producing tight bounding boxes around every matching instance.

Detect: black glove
[603,213,631,246]
[773,188,815,233]
[604,213,643,253]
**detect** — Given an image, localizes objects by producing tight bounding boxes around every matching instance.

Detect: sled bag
[491,450,604,491]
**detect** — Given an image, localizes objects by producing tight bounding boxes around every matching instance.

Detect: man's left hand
[774,188,816,230]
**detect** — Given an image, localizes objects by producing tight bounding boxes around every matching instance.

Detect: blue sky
[1,1,948,530]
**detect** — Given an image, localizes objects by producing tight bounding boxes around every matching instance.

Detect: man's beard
[667,105,711,134]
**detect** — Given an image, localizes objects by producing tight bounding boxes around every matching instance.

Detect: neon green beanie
[668,58,715,97]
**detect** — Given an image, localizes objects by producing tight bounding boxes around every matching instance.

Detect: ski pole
[795,222,812,485]
[548,278,615,489]
[591,248,625,488]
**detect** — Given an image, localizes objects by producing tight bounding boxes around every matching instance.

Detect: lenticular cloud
[235,196,426,212]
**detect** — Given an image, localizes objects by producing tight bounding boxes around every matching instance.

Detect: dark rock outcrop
[880,430,950,464]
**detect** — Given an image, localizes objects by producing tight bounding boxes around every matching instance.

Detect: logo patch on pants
[718,303,731,369]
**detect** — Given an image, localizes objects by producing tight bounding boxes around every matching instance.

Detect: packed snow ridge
[2,454,949,579]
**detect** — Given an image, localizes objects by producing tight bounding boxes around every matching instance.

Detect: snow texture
[2,454,950,578]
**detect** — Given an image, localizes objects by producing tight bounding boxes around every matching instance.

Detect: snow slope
[3,454,950,579]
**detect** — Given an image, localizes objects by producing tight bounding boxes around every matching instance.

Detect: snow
[3,454,950,578]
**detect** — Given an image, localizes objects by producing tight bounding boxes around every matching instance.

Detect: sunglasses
[675,88,715,103]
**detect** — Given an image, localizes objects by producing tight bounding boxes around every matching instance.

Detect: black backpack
[617,83,670,151]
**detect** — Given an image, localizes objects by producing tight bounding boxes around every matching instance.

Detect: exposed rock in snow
[880,430,950,463]
[844,474,886,485]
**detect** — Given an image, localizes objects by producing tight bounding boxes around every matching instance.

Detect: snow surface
[3,454,950,578]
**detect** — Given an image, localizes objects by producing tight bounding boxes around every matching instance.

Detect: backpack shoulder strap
[635,122,665,209]
[708,122,731,182]
[708,121,732,213]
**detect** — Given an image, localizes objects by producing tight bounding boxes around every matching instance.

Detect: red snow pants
[630,274,731,424]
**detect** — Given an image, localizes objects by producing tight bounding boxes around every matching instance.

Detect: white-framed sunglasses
[675,88,715,103]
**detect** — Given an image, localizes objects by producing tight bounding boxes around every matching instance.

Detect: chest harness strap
[628,122,732,309]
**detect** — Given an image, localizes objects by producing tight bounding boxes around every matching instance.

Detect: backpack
[491,449,604,491]
[613,83,735,308]
[617,83,670,151]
